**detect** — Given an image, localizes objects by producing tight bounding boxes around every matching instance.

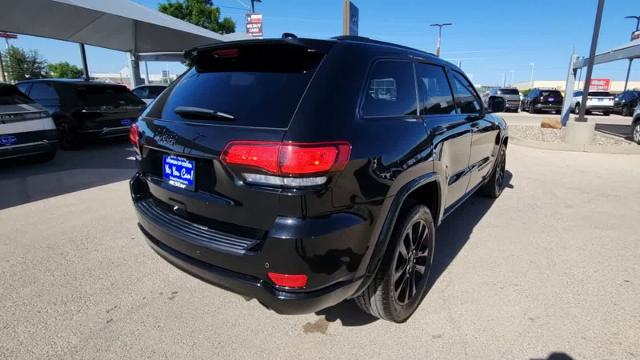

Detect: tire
[32,150,56,163]
[59,119,82,150]
[530,102,538,114]
[555,110,562,115]
[603,111,610,116]
[480,145,507,198]
[632,122,640,145]
[355,202,435,323]
[623,105,632,117]
[574,103,580,114]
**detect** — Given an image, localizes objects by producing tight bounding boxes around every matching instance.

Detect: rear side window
[76,85,145,107]
[152,43,325,128]
[362,60,417,117]
[0,85,35,105]
[415,63,455,115]
[450,71,482,114]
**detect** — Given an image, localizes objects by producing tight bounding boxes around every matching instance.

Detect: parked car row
[522,88,563,114]
[1,80,167,162]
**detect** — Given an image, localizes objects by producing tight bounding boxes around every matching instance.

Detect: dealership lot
[1,138,639,359]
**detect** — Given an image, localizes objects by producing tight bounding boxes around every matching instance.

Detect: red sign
[0,32,18,39]
[246,14,263,38]
[590,78,610,91]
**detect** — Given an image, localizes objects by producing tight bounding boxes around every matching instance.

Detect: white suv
[571,90,614,116]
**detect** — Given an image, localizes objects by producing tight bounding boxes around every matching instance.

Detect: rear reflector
[221,141,351,176]
[267,272,308,288]
[129,123,139,147]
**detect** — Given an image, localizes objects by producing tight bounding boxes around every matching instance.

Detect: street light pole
[430,23,452,57]
[577,0,605,123]
[250,0,262,14]
[624,15,640,31]
[529,62,535,88]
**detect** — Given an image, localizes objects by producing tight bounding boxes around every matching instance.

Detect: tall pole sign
[343,1,359,36]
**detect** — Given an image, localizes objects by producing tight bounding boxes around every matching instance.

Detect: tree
[158,0,236,34]
[48,62,84,79]
[2,46,48,81]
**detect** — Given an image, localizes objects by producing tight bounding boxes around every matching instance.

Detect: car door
[27,82,61,114]
[415,62,473,210]
[448,70,500,192]
[613,92,627,113]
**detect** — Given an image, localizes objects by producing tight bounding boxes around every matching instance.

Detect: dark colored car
[612,90,640,117]
[16,79,146,149]
[522,88,563,114]
[129,36,509,323]
[0,83,58,161]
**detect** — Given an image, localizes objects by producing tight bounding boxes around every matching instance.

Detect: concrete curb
[510,136,640,154]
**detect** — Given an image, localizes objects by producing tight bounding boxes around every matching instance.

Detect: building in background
[90,67,177,87]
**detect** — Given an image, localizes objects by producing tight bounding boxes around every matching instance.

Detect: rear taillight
[267,272,308,288]
[129,123,139,147]
[221,141,351,187]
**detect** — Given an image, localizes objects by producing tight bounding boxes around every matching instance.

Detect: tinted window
[16,83,31,95]
[589,91,610,97]
[450,71,481,114]
[574,91,583,97]
[29,83,58,101]
[362,60,417,117]
[153,44,324,128]
[497,88,519,95]
[540,91,561,97]
[132,87,148,98]
[147,86,166,98]
[415,63,455,115]
[75,85,145,107]
[0,85,35,105]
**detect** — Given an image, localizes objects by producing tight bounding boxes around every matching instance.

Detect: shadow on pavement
[0,138,137,210]
[316,170,514,327]
[531,352,574,360]
[595,123,632,141]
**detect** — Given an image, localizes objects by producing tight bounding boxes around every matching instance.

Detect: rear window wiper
[174,106,235,120]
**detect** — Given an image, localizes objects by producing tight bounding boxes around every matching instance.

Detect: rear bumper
[130,172,369,314]
[141,224,362,314]
[585,105,612,112]
[0,140,57,160]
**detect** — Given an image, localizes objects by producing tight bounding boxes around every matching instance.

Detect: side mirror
[488,97,506,113]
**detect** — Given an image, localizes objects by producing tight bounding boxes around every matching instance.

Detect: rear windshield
[152,43,325,128]
[589,92,611,97]
[498,89,519,95]
[540,91,562,97]
[0,85,35,105]
[75,85,145,107]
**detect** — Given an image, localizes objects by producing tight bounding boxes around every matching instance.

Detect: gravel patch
[509,125,635,147]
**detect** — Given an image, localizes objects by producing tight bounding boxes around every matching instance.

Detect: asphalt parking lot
[1,135,640,359]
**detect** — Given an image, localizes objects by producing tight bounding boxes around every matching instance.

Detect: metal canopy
[0,0,249,86]
[0,0,246,53]
[561,39,640,125]
[573,39,640,69]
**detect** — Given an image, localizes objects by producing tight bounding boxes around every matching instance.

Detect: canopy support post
[128,52,143,88]
[562,53,579,126]
[624,59,633,91]
[79,43,89,80]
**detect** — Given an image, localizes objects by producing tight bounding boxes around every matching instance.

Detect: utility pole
[577,0,605,123]
[430,23,452,57]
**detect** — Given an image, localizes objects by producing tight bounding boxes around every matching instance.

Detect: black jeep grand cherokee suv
[130,36,509,323]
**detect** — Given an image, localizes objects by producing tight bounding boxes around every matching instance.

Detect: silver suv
[483,88,521,113]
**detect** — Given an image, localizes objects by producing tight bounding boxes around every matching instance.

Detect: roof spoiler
[184,37,334,61]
